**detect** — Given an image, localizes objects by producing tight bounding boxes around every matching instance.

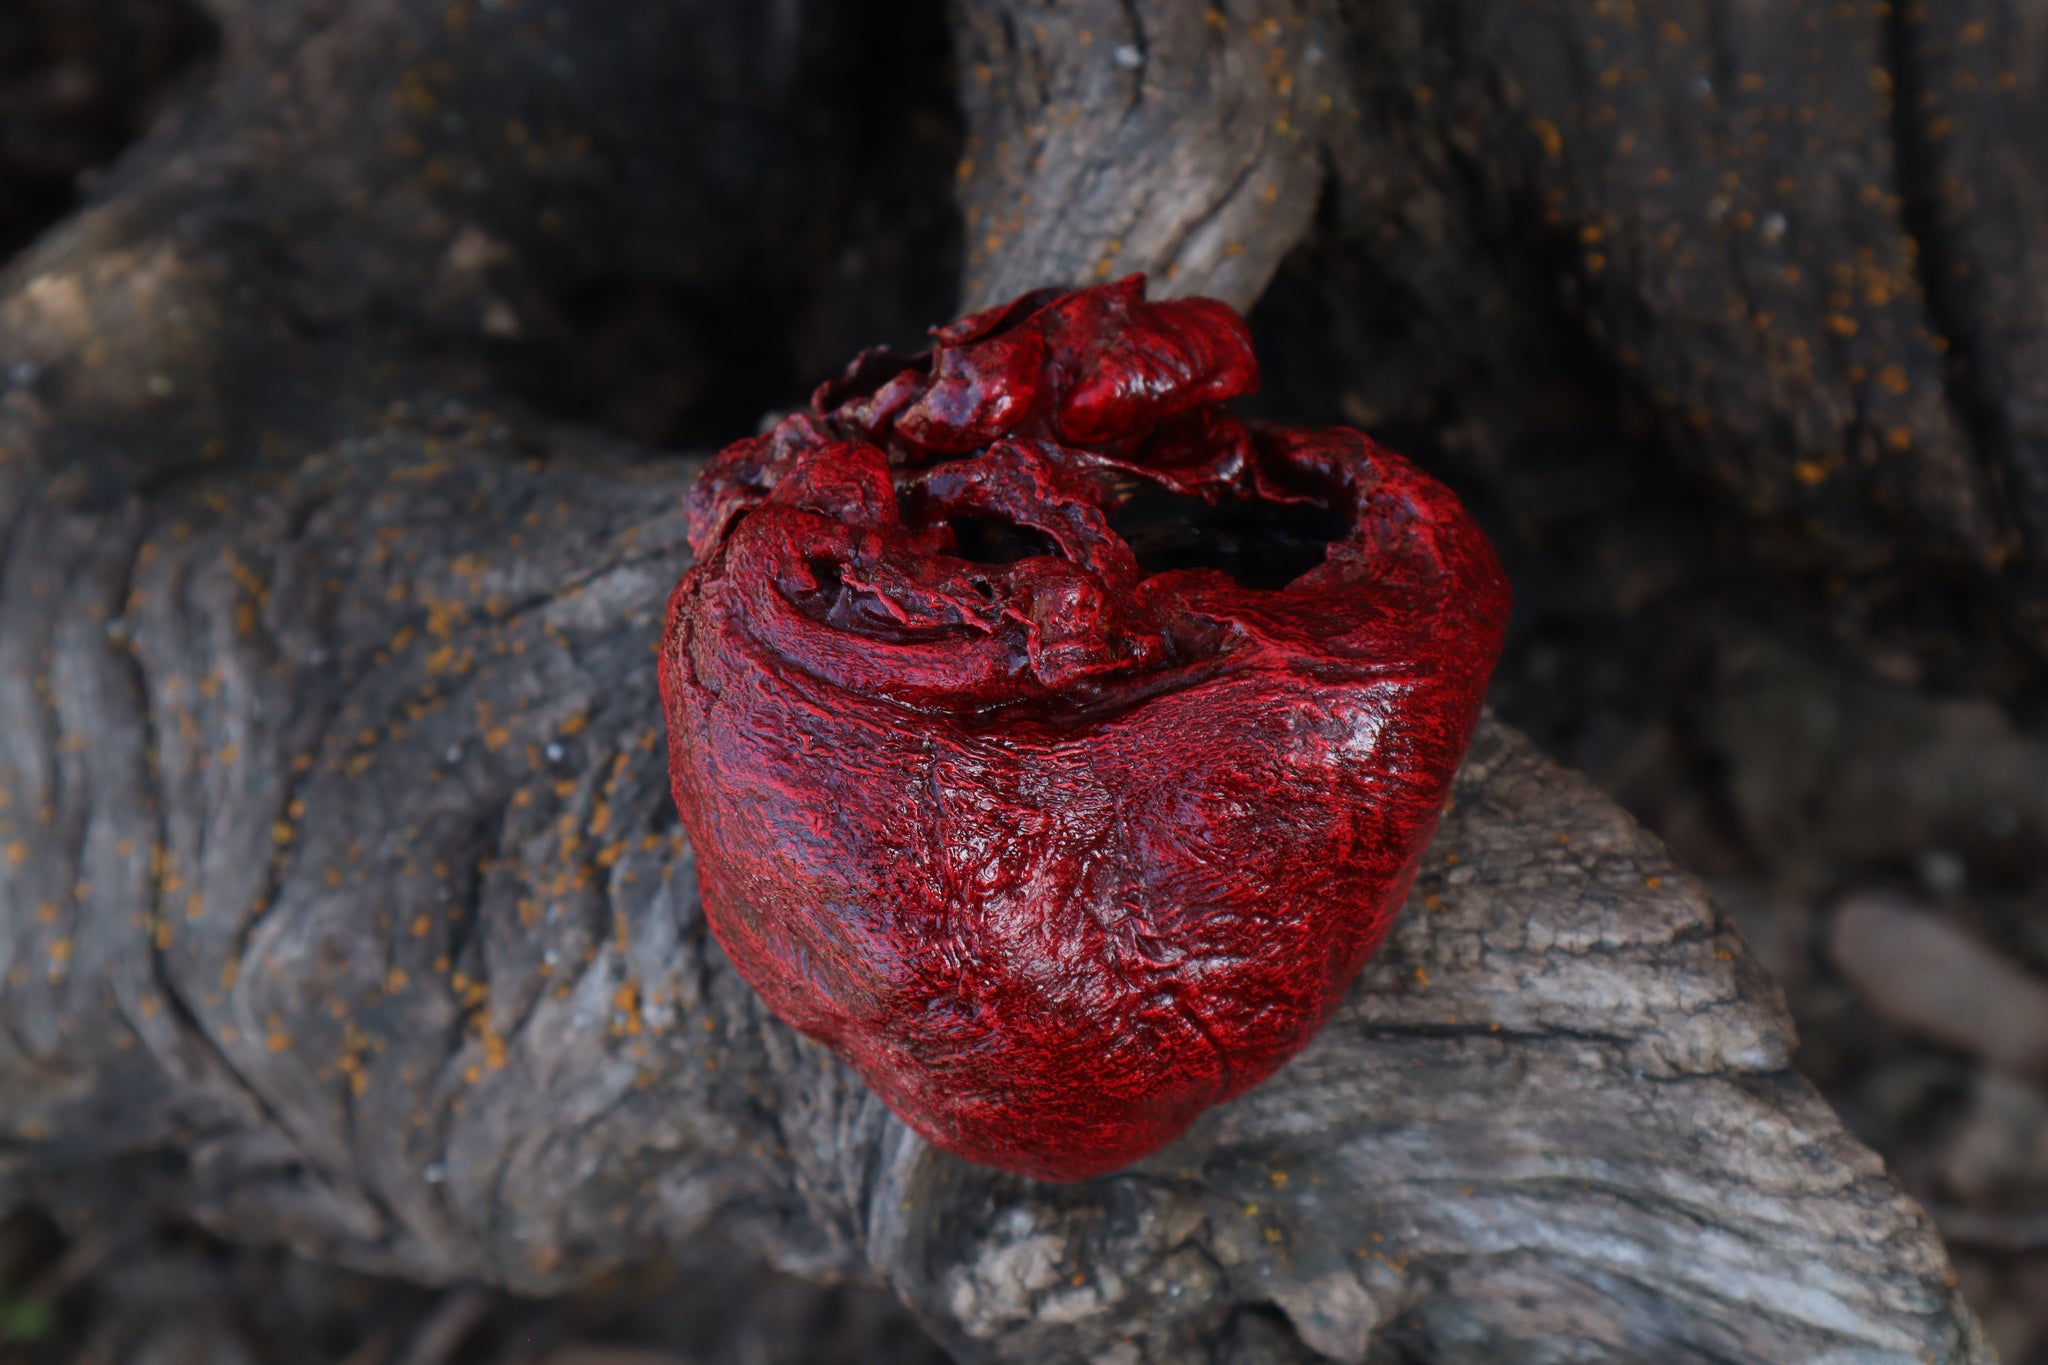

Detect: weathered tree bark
[0,0,2007,1360]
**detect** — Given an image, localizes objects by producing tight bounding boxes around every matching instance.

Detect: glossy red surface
[660,277,1510,1181]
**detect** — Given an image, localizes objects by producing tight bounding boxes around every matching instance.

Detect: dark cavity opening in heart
[1109,485,1347,590]
[947,515,1062,565]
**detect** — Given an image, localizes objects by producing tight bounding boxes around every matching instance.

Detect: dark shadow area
[469,0,965,451]
[1108,483,1348,589]
[0,1211,947,1365]
[0,0,217,267]
[946,514,1062,567]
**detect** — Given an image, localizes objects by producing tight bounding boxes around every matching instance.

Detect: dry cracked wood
[0,0,1999,1359]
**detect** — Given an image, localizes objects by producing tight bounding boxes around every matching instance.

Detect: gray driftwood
[0,0,2005,1359]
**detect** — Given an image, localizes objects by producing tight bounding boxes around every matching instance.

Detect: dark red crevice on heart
[660,276,1511,1181]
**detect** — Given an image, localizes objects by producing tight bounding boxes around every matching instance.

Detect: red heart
[661,278,1509,1180]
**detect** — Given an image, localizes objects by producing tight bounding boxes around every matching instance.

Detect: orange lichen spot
[1959,20,1987,43]
[410,914,433,938]
[34,903,56,925]
[385,967,410,993]
[482,1028,507,1071]
[1794,460,1830,486]
[1414,966,1431,988]
[1645,875,1663,890]
[5,842,27,868]
[46,938,72,964]
[1528,116,1563,160]
[1826,313,1860,337]
[1877,364,1909,395]
[1886,426,1914,451]
[1424,894,1444,911]
[154,920,174,950]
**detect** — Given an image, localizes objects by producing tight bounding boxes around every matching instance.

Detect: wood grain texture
[949,0,1334,311]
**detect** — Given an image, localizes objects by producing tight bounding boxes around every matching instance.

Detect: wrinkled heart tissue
[660,276,1510,1180]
